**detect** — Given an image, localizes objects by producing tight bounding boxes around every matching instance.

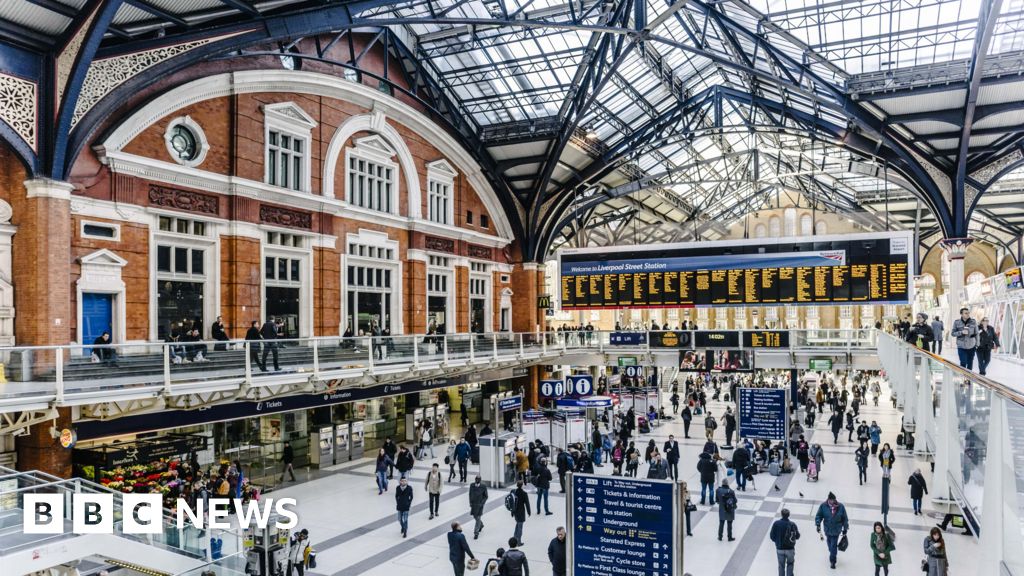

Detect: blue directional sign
[498,395,523,412]
[571,474,678,576]
[609,332,647,346]
[540,379,566,399]
[567,374,594,397]
[737,387,788,440]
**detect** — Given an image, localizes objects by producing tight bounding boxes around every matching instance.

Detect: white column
[941,238,972,341]
[932,366,962,504]
[979,395,1024,576]
[915,357,933,454]
[0,199,15,347]
[901,351,917,427]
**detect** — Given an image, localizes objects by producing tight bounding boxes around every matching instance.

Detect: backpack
[504,491,517,512]
[785,522,800,546]
[722,491,737,512]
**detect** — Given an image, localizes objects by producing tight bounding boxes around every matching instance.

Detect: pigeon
[799,492,804,498]
[774,484,781,491]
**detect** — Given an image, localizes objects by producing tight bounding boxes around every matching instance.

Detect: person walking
[287,529,308,576]
[446,440,458,482]
[681,404,693,438]
[814,492,849,569]
[908,469,928,516]
[396,445,415,480]
[808,443,825,478]
[732,441,751,491]
[795,436,810,472]
[976,317,1000,375]
[769,508,800,576]
[510,480,531,546]
[715,479,737,541]
[952,307,978,370]
[878,443,896,478]
[611,440,625,476]
[906,312,935,350]
[469,475,488,539]
[556,448,573,492]
[828,411,843,444]
[647,452,669,480]
[375,448,393,494]
[704,412,718,441]
[697,452,717,506]
[534,458,553,515]
[260,317,280,371]
[395,477,413,538]
[455,436,471,482]
[425,463,443,519]
[931,316,945,354]
[499,538,530,576]
[670,392,680,415]
[870,521,895,576]
[383,436,398,479]
[245,321,265,371]
[869,421,882,455]
[281,441,296,482]
[547,527,566,576]
[447,521,476,576]
[663,435,681,480]
[924,527,949,576]
[855,441,869,485]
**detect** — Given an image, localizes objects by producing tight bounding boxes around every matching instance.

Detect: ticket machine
[243,516,290,575]
[334,422,351,464]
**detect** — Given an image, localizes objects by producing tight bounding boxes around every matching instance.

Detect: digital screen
[679,350,708,371]
[710,349,754,372]
[558,232,912,309]
[742,330,789,348]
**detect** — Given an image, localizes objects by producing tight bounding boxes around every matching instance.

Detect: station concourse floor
[273,382,978,576]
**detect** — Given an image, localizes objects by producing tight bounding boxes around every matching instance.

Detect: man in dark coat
[732,443,751,491]
[395,477,413,538]
[468,475,488,539]
[715,480,737,541]
[828,411,843,444]
[814,492,850,569]
[534,459,553,515]
[260,317,280,371]
[245,320,264,371]
[382,437,398,479]
[663,435,681,480]
[547,527,566,576]
[681,404,693,438]
[511,480,531,546]
[697,452,717,505]
[723,408,737,447]
[395,445,415,480]
[447,521,475,576]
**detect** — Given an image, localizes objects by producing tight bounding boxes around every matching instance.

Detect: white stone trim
[0,218,15,347]
[329,112,419,215]
[96,70,513,239]
[25,179,74,200]
[426,159,457,226]
[406,249,428,263]
[341,228,403,335]
[76,249,128,349]
[263,102,315,193]
[344,135,400,214]
[164,116,210,168]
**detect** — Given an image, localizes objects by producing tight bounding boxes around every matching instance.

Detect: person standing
[716,480,737,541]
[468,475,488,539]
[828,410,843,444]
[547,527,566,576]
[395,477,413,538]
[260,317,280,371]
[855,441,869,485]
[814,492,850,569]
[931,316,945,354]
[647,452,669,480]
[425,463,443,519]
[732,442,751,492]
[924,527,949,576]
[663,435,681,480]
[383,436,398,479]
[555,448,572,492]
[375,448,392,494]
[396,445,415,480]
[878,443,896,478]
[870,521,895,576]
[510,480,531,546]
[908,469,928,516]
[281,441,296,482]
[534,458,553,515]
[976,317,1000,375]
[446,439,458,482]
[868,421,882,455]
[723,408,737,447]
[454,436,471,482]
[808,443,825,477]
[499,538,530,576]
[697,452,717,506]
[245,321,265,372]
[287,529,308,576]
[670,392,680,415]
[447,521,476,576]
[952,307,978,370]
[769,508,799,576]
[704,412,718,441]
[906,312,935,350]
[681,403,693,438]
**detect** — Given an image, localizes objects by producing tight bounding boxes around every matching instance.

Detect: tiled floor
[272,379,979,576]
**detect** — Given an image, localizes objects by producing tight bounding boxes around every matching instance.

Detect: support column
[979,395,1024,575]
[932,366,963,504]
[915,357,933,455]
[12,179,74,477]
[510,262,544,407]
[941,238,973,339]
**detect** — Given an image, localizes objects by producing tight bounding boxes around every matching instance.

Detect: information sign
[742,330,789,348]
[569,474,680,576]
[737,387,788,440]
[609,332,647,345]
[540,379,566,399]
[617,356,638,367]
[567,374,594,396]
[809,358,833,371]
[498,395,523,412]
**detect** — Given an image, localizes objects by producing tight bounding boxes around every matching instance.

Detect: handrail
[878,331,1024,406]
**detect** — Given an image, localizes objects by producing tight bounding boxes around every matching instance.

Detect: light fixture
[586,125,598,140]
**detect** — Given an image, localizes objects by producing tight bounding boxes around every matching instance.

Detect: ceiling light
[586,127,599,140]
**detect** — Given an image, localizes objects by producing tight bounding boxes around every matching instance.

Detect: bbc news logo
[24,495,298,534]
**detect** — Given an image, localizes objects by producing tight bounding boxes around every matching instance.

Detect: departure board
[558,232,912,309]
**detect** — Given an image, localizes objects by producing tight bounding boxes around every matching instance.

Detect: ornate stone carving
[56,7,97,106]
[0,73,35,151]
[467,244,492,260]
[71,31,249,129]
[148,185,219,214]
[259,205,312,229]
[425,236,455,253]
[940,237,973,260]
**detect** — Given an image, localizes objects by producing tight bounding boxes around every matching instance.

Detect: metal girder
[0,409,60,436]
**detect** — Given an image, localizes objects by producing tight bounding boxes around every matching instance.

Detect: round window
[164,117,209,167]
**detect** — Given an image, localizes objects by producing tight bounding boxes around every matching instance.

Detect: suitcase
[768,462,781,476]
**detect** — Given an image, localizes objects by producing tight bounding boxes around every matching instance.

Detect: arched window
[768,216,781,237]
[815,220,828,235]
[966,271,986,285]
[754,223,767,238]
[800,213,813,236]
[783,208,797,236]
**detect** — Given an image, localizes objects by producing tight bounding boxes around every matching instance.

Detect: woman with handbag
[870,521,895,576]
[924,527,949,576]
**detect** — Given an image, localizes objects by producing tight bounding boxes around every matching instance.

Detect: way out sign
[568,473,684,576]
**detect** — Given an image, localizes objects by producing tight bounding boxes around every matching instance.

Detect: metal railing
[877,332,1024,575]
